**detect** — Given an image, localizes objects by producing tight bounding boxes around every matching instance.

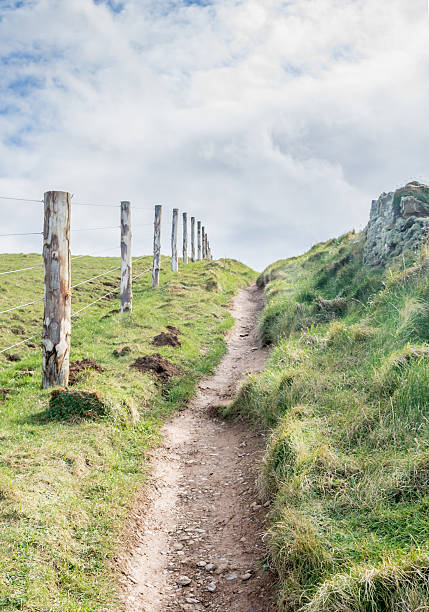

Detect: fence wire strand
[0,231,42,237]
[0,333,40,355]
[71,225,120,233]
[0,196,42,203]
[71,265,121,289]
[0,297,44,316]
[72,288,118,317]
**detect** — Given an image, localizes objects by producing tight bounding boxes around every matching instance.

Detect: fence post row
[152,204,162,287]
[172,208,179,272]
[183,212,188,264]
[42,191,71,389]
[197,221,202,260]
[120,201,132,313]
[190,217,195,262]
[202,226,206,259]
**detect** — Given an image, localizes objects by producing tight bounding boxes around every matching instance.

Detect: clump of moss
[46,389,109,421]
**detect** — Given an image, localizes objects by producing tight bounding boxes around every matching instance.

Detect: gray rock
[177,575,192,586]
[401,196,429,218]
[207,581,217,592]
[363,183,429,266]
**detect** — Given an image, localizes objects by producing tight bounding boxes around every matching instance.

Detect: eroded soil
[120,285,277,612]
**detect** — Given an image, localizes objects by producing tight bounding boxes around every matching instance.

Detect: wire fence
[0,191,213,383]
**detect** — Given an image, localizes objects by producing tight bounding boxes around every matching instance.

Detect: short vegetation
[0,254,254,610]
[228,233,429,611]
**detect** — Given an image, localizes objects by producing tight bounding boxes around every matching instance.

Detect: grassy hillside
[226,233,429,611]
[0,254,255,611]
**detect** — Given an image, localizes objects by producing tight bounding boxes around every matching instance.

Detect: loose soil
[131,354,181,383]
[120,286,277,611]
[152,331,181,348]
[114,346,132,358]
[68,358,104,386]
[0,388,13,402]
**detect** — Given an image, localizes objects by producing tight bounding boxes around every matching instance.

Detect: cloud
[0,0,428,269]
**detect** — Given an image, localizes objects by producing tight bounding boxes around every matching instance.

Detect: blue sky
[0,0,428,268]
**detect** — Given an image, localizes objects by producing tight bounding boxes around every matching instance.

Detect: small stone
[205,563,215,571]
[196,561,207,567]
[207,581,216,592]
[241,573,252,581]
[177,575,192,586]
[173,542,184,550]
[226,572,238,581]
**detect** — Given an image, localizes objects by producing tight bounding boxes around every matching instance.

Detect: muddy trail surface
[121,285,277,612]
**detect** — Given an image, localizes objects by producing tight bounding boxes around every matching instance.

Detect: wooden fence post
[42,191,71,389]
[183,212,188,264]
[152,204,162,288]
[120,201,132,313]
[172,208,179,272]
[191,217,195,262]
[197,221,202,261]
[202,226,206,259]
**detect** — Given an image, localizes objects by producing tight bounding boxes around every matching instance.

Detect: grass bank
[0,254,255,610]
[226,233,429,611]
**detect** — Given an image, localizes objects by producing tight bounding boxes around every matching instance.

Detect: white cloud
[0,0,428,269]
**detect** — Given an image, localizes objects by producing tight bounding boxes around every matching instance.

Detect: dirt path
[120,285,277,612]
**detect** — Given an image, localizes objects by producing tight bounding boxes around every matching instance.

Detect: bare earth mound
[131,354,181,382]
[69,358,104,386]
[152,331,181,348]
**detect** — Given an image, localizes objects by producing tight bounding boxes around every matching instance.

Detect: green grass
[226,233,429,611]
[0,253,255,611]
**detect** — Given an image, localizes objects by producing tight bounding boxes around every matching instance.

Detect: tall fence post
[120,201,132,313]
[183,212,188,264]
[197,221,202,261]
[42,191,71,389]
[152,204,162,288]
[172,208,179,272]
[202,226,206,259]
[191,216,195,262]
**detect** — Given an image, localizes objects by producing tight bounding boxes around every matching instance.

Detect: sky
[0,0,428,270]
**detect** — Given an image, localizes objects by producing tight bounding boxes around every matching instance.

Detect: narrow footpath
[121,285,277,612]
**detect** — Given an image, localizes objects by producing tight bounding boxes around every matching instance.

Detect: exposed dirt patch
[167,325,181,336]
[113,346,132,358]
[4,353,20,362]
[68,359,104,386]
[102,308,120,320]
[152,331,181,348]
[131,354,181,383]
[0,388,13,402]
[121,286,277,611]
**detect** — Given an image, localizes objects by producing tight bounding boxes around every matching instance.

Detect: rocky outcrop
[363,182,429,266]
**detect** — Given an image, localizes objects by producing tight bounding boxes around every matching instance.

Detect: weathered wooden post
[152,204,162,288]
[197,221,202,261]
[202,226,206,259]
[191,217,196,262]
[42,191,71,389]
[120,201,132,313]
[183,212,188,264]
[172,208,179,272]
